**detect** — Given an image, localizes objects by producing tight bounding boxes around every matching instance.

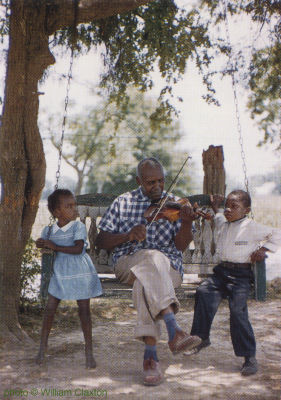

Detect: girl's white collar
[53,220,75,233]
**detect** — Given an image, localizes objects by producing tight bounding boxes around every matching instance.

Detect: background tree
[0,0,213,342]
[47,89,194,196]
[49,106,108,195]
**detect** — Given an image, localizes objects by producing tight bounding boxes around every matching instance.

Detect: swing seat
[75,193,267,301]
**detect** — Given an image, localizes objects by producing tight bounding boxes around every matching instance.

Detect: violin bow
[147,156,192,228]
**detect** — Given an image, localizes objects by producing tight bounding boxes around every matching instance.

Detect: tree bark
[0,0,55,343]
[0,0,154,343]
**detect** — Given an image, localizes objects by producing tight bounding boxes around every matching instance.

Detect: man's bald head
[136,157,164,180]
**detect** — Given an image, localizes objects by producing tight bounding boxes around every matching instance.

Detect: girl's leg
[36,294,60,364]
[77,299,96,369]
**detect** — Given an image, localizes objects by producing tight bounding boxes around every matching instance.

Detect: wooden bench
[76,193,266,301]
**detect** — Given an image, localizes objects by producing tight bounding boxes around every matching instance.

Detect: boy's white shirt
[214,212,281,264]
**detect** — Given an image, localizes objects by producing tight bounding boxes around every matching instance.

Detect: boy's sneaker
[183,338,211,356]
[241,357,258,376]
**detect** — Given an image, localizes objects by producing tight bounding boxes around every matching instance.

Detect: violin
[144,197,212,223]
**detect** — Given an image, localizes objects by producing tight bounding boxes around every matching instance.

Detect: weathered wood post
[203,145,226,196]
[201,145,226,268]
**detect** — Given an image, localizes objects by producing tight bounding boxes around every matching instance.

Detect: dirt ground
[1,297,280,400]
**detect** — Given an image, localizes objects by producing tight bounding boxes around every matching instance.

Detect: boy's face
[224,194,250,222]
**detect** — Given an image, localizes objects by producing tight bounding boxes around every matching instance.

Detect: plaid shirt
[98,187,185,277]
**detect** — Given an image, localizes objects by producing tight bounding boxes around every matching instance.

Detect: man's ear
[136,176,141,186]
[246,207,251,215]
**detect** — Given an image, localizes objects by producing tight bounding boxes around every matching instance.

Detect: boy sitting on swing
[187,190,280,376]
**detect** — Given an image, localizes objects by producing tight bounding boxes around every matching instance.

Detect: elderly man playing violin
[96,157,201,386]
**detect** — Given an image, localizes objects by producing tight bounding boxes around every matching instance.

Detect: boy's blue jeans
[190,263,256,357]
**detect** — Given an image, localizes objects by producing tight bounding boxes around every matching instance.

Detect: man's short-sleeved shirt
[98,187,185,277]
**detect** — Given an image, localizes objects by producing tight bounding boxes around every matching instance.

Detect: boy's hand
[210,194,224,214]
[250,247,268,263]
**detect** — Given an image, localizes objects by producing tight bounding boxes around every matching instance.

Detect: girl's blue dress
[41,220,103,300]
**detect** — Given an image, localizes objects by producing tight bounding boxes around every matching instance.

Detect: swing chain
[54,0,79,190]
[54,50,74,190]
[221,1,251,199]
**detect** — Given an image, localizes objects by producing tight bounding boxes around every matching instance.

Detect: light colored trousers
[115,249,182,341]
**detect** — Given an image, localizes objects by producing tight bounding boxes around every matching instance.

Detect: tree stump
[203,145,226,196]
[200,145,226,275]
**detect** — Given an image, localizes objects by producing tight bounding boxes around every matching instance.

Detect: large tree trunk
[0,0,54,343]
[0,0,153,343]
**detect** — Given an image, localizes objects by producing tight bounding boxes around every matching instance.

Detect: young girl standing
[35,189,102,368]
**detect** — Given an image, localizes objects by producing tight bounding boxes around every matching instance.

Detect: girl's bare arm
[36,239,84,254]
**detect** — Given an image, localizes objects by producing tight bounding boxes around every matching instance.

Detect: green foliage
[201,0,280,22]
[247,42,281,150]
[20,238,41,309]
[2,0,279,147]
[51,0,214,127]
[0,0,9,42]
[200,0,281,149]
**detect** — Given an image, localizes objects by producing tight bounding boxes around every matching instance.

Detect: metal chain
[54,0,79,190]
[221,1,251,199]
[54,48,74,190]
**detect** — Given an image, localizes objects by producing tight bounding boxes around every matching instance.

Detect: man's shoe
[241,357,258,376]
[183,338,211,356]
[168,330,202,355]
[143,358,163,386]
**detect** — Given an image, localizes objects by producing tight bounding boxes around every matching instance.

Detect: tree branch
[47,0,155,34]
